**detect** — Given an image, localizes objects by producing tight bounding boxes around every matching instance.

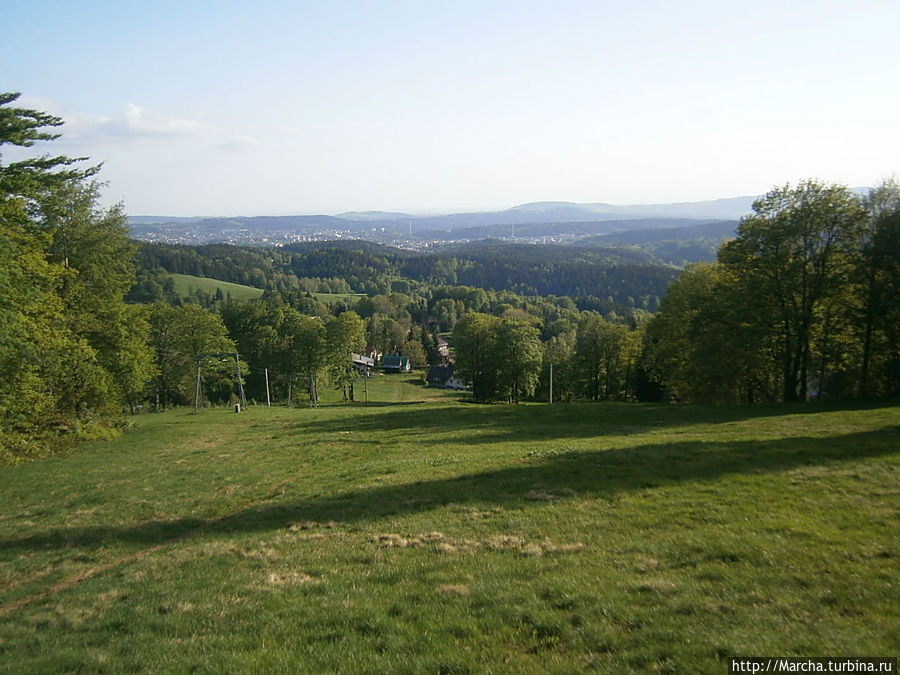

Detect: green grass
[168,274,365,307]
[170,273,264,301]
[168,273,363,307]
[1,383,897,672]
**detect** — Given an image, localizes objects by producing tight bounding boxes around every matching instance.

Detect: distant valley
[128,196,755,250]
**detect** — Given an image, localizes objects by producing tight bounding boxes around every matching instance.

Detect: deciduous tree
[148,303,236,408]
[325,311,366,401]
[453,313,500,403]
[495,319,542,403]
[858,179,900,395]
[719,181,867,401]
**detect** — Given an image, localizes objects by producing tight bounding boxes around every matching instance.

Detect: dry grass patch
[464,506,505,520]
[487,534,524,551]
[372,531,447,548]
[435,539,480,555]
[632,555,662,573]
[371,532,480,554]
[264,571,323,587]
[239,547,280,562]
[371,532,584,557]
[290,532,329,542]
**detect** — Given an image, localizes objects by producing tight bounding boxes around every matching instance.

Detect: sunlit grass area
[1,381,897,672]
[169,273,264,301]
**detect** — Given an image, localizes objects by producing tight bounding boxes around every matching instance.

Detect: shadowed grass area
[3,427,896,553]
[0,391,897,672]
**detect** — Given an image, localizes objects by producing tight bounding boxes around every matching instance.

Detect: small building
[353,353,375,377]
[381,354,412,374]
[426,366,466,390]
[436,337,450,358]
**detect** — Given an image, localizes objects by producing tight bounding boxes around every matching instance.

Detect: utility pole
[234,355,247,409]
[194,362,202,412]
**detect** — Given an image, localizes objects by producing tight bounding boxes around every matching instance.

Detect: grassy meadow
[169,274,264,302]
[168,274,363,308]
[0,377,897,672]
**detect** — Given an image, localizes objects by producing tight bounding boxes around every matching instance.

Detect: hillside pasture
[170,273,264,301]
[0,385,897,672]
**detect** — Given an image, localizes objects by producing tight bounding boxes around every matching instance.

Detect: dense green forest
[2,93,898,462]
[129,238,675,315]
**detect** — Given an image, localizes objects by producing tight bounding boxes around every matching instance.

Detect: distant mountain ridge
[128,195,758,245]
[133,195,756,226]
[503,196,756,221]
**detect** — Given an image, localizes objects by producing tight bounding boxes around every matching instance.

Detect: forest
[2,92,899,462]
[129,237,676,314]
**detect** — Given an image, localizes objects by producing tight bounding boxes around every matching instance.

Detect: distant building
[426,366,466,390]
[381,354,412,374]
[353,353,375,377]
[436,337,450,359]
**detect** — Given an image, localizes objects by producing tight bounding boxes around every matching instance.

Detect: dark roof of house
[382,355,409,368]
[426,366,454,384]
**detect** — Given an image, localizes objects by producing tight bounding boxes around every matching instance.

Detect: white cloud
[119,103,201,137]
[63,103,203,142]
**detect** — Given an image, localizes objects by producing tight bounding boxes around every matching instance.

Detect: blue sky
[2,0,898,216]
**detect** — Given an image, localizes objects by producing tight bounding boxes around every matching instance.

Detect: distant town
[127,196,756,248]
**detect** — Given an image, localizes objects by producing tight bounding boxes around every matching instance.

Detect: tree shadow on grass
[287,399,900,447]
[2,425,897,557]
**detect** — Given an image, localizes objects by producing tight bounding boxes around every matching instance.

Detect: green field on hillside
[168,274,363,307]
[170,273,264,301]
[1,382,897,672]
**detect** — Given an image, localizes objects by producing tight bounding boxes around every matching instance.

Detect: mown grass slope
[169,272,364,307]
[0,381,897,672]
[169,273,264,301]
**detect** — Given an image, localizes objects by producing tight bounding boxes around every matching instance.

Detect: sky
[2,0,899,217]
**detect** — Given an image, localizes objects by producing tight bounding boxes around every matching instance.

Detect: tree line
[130,237,676,315]
[450,180,900,404]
